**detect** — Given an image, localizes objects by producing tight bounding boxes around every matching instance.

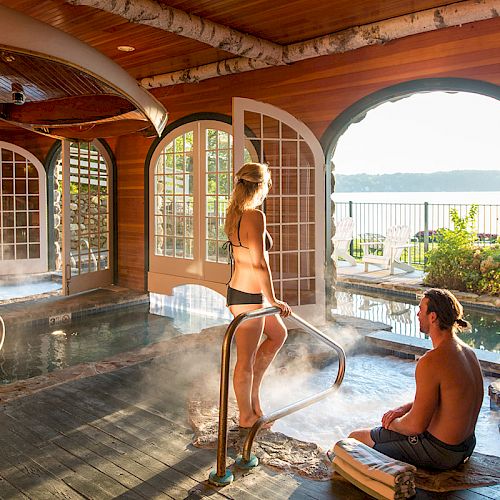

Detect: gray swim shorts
[370,427,476,470]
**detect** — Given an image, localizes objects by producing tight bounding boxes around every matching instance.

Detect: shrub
[424,206,500,296]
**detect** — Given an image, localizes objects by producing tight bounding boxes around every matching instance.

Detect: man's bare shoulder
[417,348,443,371]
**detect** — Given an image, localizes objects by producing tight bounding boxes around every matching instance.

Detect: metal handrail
[0,315,5,352]
[209,307,346,485]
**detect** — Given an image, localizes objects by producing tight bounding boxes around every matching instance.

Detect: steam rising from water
[263,353,500,458]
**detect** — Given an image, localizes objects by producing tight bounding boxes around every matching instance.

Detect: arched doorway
[0,141,47,275]
[322,78,500,307]
[49,140,115,295]
[148,119,236,296]
[148,102,327,322]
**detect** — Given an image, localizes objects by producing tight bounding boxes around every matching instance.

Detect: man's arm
[388,355,439,436]
[382,402,413,429]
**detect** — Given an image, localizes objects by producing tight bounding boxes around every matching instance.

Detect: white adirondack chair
[332,217,356,266]
[361,225,415,274]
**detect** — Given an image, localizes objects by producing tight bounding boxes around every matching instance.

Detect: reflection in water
[0,304,180,384]
[333,289,499,352]
[150,285,231,333]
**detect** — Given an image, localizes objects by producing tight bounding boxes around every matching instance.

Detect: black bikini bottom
[227,286,264,306]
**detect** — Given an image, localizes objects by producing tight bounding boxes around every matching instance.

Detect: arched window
[149,120,239,294]
[0,141,47,274]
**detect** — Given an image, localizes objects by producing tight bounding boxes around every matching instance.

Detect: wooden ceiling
[1,0,461,80]
[1,0,491,138]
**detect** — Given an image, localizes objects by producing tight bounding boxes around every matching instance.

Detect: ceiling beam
[67,0,284,65]
[138,0,500,88]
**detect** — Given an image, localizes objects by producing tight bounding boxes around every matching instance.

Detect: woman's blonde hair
[224,163,271,238]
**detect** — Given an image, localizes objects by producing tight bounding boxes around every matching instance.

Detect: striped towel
[331,438,416,499]
[334,438,416,487]
[332,457,416,500]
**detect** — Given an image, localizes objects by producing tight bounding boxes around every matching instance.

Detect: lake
[332,191,500,204]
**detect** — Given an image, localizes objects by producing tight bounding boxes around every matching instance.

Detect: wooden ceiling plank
[68,0,285,64]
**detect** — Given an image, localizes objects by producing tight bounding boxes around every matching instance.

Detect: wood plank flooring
[0,359,498,499]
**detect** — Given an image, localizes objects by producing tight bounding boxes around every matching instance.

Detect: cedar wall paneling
[0,130,56,166]
[114,135,152,290]
[116,18,500,290]
[154,18,500,138]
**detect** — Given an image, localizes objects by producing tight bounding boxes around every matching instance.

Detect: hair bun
[455,318,470,329]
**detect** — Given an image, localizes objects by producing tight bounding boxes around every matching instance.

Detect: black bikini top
[224,216,273,284]
[231,217,273,252]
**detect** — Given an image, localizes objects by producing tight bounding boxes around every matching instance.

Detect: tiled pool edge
[366,330,500,377]
[0,287,150,329]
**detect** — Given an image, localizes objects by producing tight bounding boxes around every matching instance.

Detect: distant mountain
[334,170,500,192]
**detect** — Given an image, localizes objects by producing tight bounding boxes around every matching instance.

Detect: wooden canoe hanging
[0,5,168,140]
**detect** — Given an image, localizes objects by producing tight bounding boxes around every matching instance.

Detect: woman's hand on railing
[270,299,292,317]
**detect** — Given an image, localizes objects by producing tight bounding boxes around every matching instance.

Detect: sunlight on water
[265,354,500,457]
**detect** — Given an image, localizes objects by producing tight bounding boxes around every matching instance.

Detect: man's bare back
[422,336,483,444]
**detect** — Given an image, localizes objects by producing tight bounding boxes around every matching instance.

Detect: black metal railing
[334,201,499,268]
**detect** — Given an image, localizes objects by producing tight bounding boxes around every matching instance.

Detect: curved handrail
[0,315,5,352]
[210,307,345,484]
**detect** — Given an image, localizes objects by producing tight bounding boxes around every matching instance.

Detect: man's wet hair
[423,288,470,332]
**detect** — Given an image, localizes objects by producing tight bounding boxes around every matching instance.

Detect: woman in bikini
[224,162,291,429]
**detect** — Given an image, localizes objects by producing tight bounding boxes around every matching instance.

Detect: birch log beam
[67,0,284,65]
[283,0,500,62]
[140,0,499,87]
[141,57,274,87]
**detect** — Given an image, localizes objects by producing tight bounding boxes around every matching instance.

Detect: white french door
[148,121,234,295]
[233,98,326,321]
[60,140,113,294]
[0,142,47,275]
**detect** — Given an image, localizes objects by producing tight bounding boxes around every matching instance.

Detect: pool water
[265,353,500,458]
[334,288,499,352]
[0,278,61,301]
[0,303,228,384]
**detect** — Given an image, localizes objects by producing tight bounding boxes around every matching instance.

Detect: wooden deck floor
[0,360,498,499]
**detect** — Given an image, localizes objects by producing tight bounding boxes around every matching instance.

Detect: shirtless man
[348,288,483,470]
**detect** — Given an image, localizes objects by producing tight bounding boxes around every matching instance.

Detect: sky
[332,91,500,175]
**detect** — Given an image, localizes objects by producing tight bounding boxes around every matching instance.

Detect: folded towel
[334,438,416,488]
[333,457,416,500]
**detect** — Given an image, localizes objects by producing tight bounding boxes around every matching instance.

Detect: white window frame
[0,141,47,275]
[148,120,235,295]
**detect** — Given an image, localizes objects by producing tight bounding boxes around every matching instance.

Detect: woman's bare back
[229,210,269,294]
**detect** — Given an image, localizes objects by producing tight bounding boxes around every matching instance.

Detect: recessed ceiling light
[118,45,135,52]
[1,52,15,62]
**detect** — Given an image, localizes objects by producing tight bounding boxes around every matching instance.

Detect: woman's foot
[239,413,273,430]
[252,395,263,418]
[239,412,260,429]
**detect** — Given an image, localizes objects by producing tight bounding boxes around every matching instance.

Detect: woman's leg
[251,314,288,417]
[230,304,264,427]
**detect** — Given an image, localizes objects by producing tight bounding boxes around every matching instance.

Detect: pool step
[365,330,500,376]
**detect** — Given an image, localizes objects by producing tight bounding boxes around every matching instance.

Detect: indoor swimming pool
[0,301,228,384]
[0,286,498,461]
